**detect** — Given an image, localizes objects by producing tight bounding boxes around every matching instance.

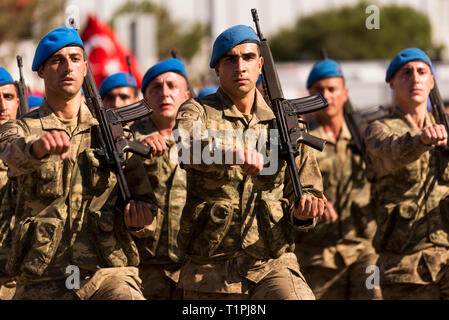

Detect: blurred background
[1,0,448,111]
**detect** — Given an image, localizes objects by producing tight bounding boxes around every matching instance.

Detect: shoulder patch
[0,126,19,141]
[177,111,199,121]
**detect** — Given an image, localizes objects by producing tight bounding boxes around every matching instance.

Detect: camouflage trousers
[179,252,315,300]
[13,266,145,300]
[139,262,183,300]
[295,240,382,300]
[0,277,15,300]
[377,246,449,300]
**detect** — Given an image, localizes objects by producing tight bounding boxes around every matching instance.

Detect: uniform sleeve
[0,119,47,177]
[364,120,432,180]
[284,142,324,231]
[174,99,234,172]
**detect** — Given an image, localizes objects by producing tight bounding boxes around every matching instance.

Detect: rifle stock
[252,9,327,202]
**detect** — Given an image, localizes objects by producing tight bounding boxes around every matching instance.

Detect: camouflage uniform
[0,101,151,300]
[295,117,381,300]
[129,117,186,300]
[174,88,323,300]
[0,159,16,300]
[365,108,449,299]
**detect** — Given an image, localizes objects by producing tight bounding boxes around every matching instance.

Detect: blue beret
[141,58,186,94]
[198,85,218,98]
[0,67,14,86]
[28,95,44,108]
[307,59,344,89]
[99,72,137,98]
[210,25,260,68]
[386,48,431,83]
[32,27,84,71]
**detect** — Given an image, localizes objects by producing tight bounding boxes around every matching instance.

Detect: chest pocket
[401,161,421,184]
[82,148,113,193]
[34,160,64,199]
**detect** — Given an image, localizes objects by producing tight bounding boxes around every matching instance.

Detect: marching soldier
[295,59,382,299]
[365,48,449,299]
[0,27,155,300]
[174,25,325,299]
[99,72,139,110]
[0,67,20,300]
[129,58,190,299]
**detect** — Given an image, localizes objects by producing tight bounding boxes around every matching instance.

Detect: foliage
[270,1,443,61]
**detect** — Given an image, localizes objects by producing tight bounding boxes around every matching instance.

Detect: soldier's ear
[83,60,88,78]
[37,65,45,79]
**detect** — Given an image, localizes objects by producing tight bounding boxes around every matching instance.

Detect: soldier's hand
[124,200,157,228]
[322,201,339,223]
[293,194,326,221]
[141,134,167,159]
[420,124,448,147]
[234,148,264,176]
[31,130,70,160]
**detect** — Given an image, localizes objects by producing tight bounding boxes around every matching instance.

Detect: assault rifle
[70,20,154,205]
[170,50,197,98]
[14,55,29,118]
[252,9,328,202]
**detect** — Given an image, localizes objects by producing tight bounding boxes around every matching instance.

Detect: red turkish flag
[81,14,143,89]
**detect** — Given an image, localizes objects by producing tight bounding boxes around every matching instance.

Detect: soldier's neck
[225,87,256,115]
[317,113,343,141]
[45,91,82,120]
[396,101,427,130]
[151,114,175,139]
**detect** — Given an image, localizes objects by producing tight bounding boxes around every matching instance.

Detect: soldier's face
[0,83,19,125]
[144,71,190,123]
[390,61,434,108]
[103,86,138,109]
[309,77,347,121]
[215,43,263,100]
[38,46,87,99]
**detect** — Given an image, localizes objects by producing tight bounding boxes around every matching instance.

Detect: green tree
[111,0,208,61]
[270,1,443,61]
[0,0,65,65]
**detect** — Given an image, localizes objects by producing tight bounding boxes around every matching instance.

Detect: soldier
[174,25,325,299]
[99,72,139,110]
[365,48,449,299]
[0,27,155,300]
[0,67,20,300]
[129,58,190,299]
[294,59,382,299]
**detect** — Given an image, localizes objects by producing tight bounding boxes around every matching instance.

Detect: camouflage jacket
[297,117,375,246]
[0,159,16,276]
[364,108,449,254]
[0,101,151,283]
[130,117,186,264]
[174,88,324,262]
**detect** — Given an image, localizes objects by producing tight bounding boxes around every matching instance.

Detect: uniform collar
[39,99,99,135]
[392,106,435,133]
[308,115,351,145]
[216,87,275,124]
